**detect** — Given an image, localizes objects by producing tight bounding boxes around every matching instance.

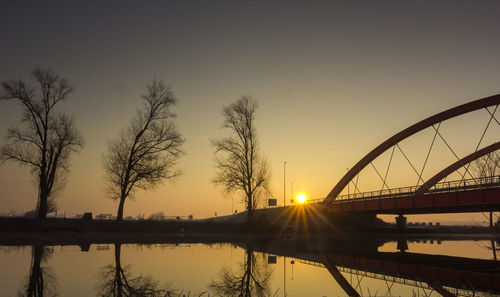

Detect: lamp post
[346,168,350,197]
[284,162,287,207]
[283,162,288,296]
[283,255,286,297]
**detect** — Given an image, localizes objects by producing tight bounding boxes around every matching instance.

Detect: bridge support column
[396,214,407,229]
[490,211,493,228]
[397,239,408,252]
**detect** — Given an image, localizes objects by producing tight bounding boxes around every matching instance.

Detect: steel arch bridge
[319,94,500,216]
[246,237,500,297]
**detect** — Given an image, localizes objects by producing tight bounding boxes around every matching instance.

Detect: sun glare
[296,193,307,204]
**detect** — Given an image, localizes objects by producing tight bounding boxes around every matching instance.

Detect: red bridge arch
[324,94,500,204]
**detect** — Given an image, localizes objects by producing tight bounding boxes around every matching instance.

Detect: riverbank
[1,216,498,238]
[0,229,498,250]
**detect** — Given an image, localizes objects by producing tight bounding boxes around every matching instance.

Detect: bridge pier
[396,214,407,229]
[397,239,408,252]
[490,211,493,228]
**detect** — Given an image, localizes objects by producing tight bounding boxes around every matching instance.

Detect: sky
[0,1,500,222]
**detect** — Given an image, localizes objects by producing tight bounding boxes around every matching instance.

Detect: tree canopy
[0,68,84,218]
[212,96,271,223]
[103,79,184,220]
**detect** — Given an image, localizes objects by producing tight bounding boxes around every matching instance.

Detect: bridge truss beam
[417,142,500,194]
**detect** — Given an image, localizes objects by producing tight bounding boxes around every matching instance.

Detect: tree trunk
[37,191,48,219]
[115,244,123,297]
[117,196,126,221]
[244,249,252,297]
[247,193,253,225]
[27,246,43,296]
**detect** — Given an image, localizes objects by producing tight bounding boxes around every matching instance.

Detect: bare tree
[0,68,84,219]
[103,79,184,221]
[212,96,271,224]
[209,247,274,297]
[473,151,500,181]
[96,244,177,297]
[17,246,58,297]
[473,151,500,227]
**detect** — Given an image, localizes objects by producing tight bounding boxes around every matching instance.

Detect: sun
[296,193,307,204]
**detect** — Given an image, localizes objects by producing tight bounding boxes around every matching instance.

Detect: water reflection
[96,243,177,297]
[250,237,500,296]
[209,246,275,297]
[18,246,57,297]
[1,235,499,296]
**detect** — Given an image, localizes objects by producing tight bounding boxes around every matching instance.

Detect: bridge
[309,175,500,215]
[319,251,500,297]
[245,236,500,297]
[255,94,500,228]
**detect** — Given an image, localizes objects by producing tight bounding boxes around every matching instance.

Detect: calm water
[1,236,499,296]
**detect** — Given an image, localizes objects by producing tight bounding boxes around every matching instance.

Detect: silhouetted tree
[212,96,271,224]
[103,80,184,220]
[473,151,500,227]
[473,151,500,180]
[17,246,58,297]
[96,244,178,297]
[209,247,273,297]
[0,68,84,218]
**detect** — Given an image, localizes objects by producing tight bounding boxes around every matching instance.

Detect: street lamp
[284,162,287,207]
[283,255,287,297]
[346,168,350,197]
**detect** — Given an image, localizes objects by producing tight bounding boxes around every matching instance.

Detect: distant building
[96,214,112,220]
[149,212,165,221]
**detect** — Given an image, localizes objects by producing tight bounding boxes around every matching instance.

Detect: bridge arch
[325,94,500,204]
[416,142,500,194]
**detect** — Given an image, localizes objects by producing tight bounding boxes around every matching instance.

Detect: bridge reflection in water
[5,234,500,296]
[244,236,500,297]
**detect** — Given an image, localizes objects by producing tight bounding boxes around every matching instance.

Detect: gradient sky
[1,1,500,222]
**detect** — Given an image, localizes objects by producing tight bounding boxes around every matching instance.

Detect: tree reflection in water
[96,243,183,297]
[17,245,57,297]
[209,247,276,297]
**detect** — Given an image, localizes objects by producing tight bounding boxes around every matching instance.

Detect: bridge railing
[297,258,476,297]
[306,175,500,204]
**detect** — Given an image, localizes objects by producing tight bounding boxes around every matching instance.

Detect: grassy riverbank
[1,216,497,238]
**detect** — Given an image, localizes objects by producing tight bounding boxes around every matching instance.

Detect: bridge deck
[303,176,500,214]
[324,187,500,214]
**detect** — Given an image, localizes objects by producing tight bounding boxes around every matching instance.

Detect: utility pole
[284,255,287,297]
[284,162,287,207]
[347,168,350,197]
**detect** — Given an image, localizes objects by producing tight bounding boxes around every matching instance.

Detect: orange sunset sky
[1,1,500,223]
